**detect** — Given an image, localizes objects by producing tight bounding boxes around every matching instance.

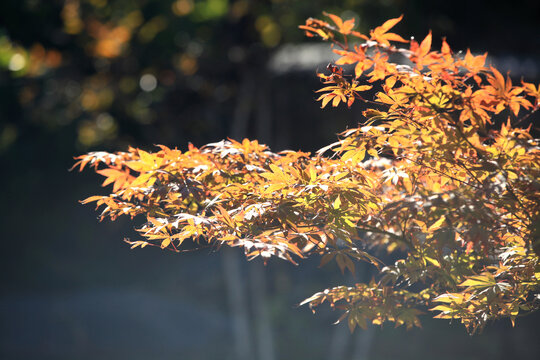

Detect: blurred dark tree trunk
[222,45,276,359]
[222,248,253,360]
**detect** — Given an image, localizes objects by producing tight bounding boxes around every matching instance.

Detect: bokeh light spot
[8,53,26,71]
[172,0,194,16]
[175,54,198,76]
[139,74,157,92]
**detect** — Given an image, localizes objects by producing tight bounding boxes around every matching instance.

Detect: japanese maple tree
[75,13,540,334]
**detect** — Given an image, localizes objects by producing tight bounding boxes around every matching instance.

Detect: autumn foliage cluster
[75,13,540,334]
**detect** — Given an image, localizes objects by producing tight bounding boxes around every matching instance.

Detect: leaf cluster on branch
[75,13,540,334]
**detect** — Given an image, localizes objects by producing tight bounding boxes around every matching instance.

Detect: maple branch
[513,106,538,128]
[501,175,532,223]
[456,159,484,188]
[397,155,482,190]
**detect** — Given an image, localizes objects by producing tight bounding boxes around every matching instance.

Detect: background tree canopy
[0,1,539,359]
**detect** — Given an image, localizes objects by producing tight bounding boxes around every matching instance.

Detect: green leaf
[459,273,496,289]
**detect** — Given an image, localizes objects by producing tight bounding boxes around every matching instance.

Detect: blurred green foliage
[1,0,370,151]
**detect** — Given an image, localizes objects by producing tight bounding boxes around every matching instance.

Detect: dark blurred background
[1,1,539,359]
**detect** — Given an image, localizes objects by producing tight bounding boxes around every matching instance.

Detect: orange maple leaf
[324,12,355,35]
[409,31,439,70]
[478,67,533,115]
[334,46,373,78]
[299,18,334,40]
[369,15,408,47]
[460,49,487,84]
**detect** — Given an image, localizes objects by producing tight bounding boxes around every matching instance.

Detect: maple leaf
[408,31,439,70]
[316,80,372,108]
[477,67,533,115]
[376,89,410,110]
[299,18,334,40]
[369,15,408,47]
[521,81,540,107]
[96,168,134,192]
[323,12,355,35]
[367,52,396,82]
[334,46,373,78]
[460,49,487,84]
